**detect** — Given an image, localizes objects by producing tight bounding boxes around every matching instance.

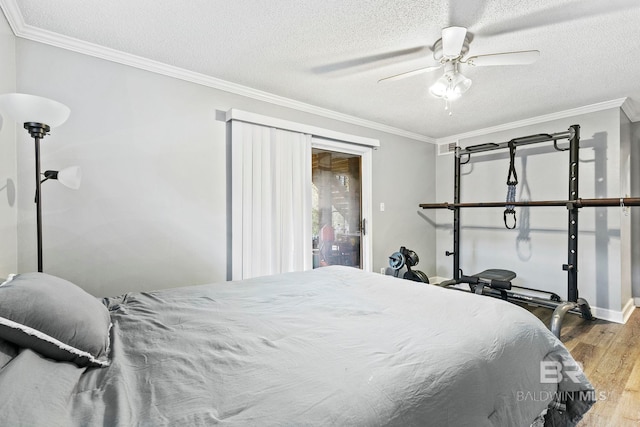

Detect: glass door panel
[312,148,362,268]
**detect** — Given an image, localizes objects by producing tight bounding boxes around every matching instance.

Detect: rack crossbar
[420,197,640,209]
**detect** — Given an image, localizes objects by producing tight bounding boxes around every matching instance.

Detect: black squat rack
[420,124,640,338]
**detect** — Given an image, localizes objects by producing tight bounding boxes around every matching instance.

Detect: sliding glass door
[311,137,371,270]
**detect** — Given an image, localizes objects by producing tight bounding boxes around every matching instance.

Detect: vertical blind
[230,120,312,280]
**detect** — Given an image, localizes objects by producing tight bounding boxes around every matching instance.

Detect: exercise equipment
[420,125,640,338]
[461,269,514,298]
[504,141,518,229]
[387,246,429,283]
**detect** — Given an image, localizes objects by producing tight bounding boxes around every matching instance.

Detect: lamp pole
[0,93,73,273]
[25,122,50,273]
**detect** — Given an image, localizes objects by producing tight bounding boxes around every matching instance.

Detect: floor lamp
[0,93,79,272]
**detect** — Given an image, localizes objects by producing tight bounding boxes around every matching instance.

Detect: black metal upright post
[566,124,580,302]
[452,149,461,281]
[552,124,593,337]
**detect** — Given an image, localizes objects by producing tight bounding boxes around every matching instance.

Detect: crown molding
[0,0,21,32]
[0,0,433,144]
[435,98,629,146]
[621,97,640,122]
[2,0,630,147]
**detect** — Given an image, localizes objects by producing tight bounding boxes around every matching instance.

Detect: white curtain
[230,120,312,280]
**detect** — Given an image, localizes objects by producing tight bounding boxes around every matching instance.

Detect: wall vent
[437,142,458,156]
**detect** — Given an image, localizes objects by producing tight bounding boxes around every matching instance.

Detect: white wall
[0,11,17,278]
[13,38,436,297]
[434,108,633,318]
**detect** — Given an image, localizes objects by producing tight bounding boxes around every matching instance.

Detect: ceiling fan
[378,26,540,103]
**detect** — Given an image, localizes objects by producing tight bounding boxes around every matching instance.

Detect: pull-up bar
[457,129,575,156]
[420,197,640,209]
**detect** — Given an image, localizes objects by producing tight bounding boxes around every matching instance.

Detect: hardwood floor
[524,304,640,426]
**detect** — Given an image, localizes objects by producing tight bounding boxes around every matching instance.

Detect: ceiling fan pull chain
[444,99,453,116]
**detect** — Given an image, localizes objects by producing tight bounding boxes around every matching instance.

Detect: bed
[0,266,593,426]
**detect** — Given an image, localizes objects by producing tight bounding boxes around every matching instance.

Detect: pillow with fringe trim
[0,273,111,368]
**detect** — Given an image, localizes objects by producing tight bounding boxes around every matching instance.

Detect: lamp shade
[0,93,70,128]
[56,166,82,190]
[448,73,472,98]
[429,75,449,98]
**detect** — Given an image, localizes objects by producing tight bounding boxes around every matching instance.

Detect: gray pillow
[0,273,111,367]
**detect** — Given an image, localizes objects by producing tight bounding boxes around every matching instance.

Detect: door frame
[312,136,373,272]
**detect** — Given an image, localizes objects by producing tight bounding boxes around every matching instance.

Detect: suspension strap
[504,141,518,229]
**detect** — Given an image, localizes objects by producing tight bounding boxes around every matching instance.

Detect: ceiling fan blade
[442,26,467,58]
[312,46,429,74]
[377,65,442,83]
[466,50,540,66]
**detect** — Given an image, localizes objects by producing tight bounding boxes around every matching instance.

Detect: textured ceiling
[3,0,640,140]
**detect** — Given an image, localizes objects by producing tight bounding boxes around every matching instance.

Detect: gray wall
[372,137,436,276]
[632,121,640,302]
[434,109,633,316]
[0,12,17,279]
[619,112,633,305]
[13,38,436,297]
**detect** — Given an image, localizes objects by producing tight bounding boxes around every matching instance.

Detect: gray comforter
[0,266,593,426]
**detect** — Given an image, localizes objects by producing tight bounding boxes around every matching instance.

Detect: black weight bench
[459,269,515,300]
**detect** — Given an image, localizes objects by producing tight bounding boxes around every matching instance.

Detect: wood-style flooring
[524,304,640,426]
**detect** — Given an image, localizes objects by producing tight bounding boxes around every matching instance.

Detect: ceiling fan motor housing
[432,34,472,61]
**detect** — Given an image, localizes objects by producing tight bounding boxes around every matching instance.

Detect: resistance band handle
[504,209,517,229]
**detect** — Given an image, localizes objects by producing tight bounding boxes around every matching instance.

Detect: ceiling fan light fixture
[429,69,471,101]
[449,72,472,97]
[444,88,462,101]
[428,75,449,98]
